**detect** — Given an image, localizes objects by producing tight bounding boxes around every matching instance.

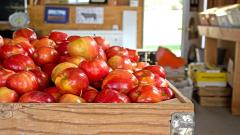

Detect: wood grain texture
[0,82,193,135]
[199,97,230,107]
[232,42,240,115]
[204,37,218,66]
[198,87,232,97]
[198,26,240,42]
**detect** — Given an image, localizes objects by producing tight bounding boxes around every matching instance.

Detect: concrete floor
[194,100,240,135]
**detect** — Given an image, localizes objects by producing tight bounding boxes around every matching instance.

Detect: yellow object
[194,71,227,87]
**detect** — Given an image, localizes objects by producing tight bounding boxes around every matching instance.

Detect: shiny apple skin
[79,58,110,83]
[18,91,55,103]
[67,36,99,61]
[59,94,85,103]
[33,47,59,65]
[129,85,165,103]
[0,44,28,60]
[82,86,99,103]
[107,55,133,70]
[3,54,36,72]
[133,69,156,86]
[94,89,130,103]
[55,67,89,95]
[13,28,37,42]
[0,87,19,103]
[51,62,78,82]
[43,87,62,101]
[144,65,166,78]
[49,31,68,43]
[0,68,15,87]
[102,69,138,94]
[6,71,39,95]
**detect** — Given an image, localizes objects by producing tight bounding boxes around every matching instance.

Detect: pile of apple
[0,28,174,103]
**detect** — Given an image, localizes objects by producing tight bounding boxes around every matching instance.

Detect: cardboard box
[194,71,227,87]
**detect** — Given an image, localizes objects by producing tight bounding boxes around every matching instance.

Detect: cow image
[81,13,97,20]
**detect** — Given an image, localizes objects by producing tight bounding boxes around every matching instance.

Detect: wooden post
[204,37,218,66]
[232,42,240,115]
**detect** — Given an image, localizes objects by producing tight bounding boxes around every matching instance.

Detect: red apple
[102,69,138,94]
[3,54,36,72]
[0,87,19,103]
[93,36,110,51]
[33,47,59,65]
[67,36,99,61]
[30,69,50,91]
[32,37,56,49]
[42,63,57,78]
[0,44,27,60]
[97,48,107,61]
[144,65,166,78]
[18,91,55,103]
[49,31,68,43]
[105,46,128,59]
[129,85,165,103]
[55,67,89,95]
[43,87,62,101]
[79,58,110,83]
[126,48,140,62]
[13,37,35,57]
[107,55,133,70]
[59,94,85,103]
[0,68,15,87]
[55,40,69,56]
[66,56,85,66]
[67,35,81,42]
[160,87,174,100]
[133,70,155,86]
[94,89,130,103]
[154,76,168,88]
[13,28,37,41]
[6,71,38,94]
[82,86,98,103]
[51,62,78,82]
[132,62,149,72]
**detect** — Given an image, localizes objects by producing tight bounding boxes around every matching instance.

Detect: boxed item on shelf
[194,70,227,87]
[196,87,231,107]
[226,4,240,27]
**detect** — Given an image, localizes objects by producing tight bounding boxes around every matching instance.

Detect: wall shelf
[198,25,240,115]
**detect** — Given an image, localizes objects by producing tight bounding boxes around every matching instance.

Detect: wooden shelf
[198,26,240,42]
[198,25,240,115]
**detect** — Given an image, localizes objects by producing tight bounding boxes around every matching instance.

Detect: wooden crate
[198,87,232,97]
[0,82,193,135]
[199,96,230,107]
[197,87,231,107]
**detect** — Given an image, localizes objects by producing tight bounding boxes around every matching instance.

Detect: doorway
[143,0,183,56]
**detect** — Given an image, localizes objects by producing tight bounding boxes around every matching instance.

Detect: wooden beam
[232,42,240,115]
[204,37,218,66]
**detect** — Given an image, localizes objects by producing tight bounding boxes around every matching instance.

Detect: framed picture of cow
[90,0,107,4]
[75,7,104,24]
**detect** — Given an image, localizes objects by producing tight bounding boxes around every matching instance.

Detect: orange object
[156,47,186,69]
